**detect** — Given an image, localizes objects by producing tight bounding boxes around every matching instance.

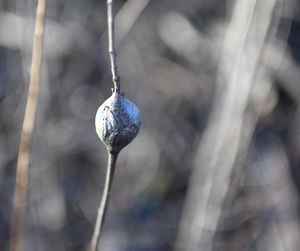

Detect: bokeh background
[1,0,300,250]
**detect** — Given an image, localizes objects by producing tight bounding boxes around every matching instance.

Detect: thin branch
[107,0,121,93]
[89,1,124,250]
[10,1,46,251]
[89,152,119,251]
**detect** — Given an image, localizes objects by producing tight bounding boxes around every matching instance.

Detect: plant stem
[107,0,121,93]
[10,1,46,251]
[90,152,119,251]
[89,1,122,250]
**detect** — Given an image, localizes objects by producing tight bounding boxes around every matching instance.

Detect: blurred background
[1,0,300,250]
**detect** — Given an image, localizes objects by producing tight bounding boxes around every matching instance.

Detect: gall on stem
[90,1,141,251]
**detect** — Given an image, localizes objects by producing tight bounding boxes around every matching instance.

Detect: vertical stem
[107,0,121,93]
[90,152,119,251]
[10,1,46,251]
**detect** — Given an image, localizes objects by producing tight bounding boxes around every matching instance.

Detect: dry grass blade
[10,1,46,251]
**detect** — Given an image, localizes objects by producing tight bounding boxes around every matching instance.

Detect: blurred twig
[265,42,300,104]
[175,0,278,250]
[10,1,46,251]
[114,0,150,48]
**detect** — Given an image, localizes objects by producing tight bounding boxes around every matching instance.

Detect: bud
[95,91,141,153]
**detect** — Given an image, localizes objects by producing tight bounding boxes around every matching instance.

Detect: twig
[90,1,122,251]
[107,0,121,93]
[10,1,46,251]
[89,152,118,251]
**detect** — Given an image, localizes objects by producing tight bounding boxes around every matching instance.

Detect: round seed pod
[95,91,141,153]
